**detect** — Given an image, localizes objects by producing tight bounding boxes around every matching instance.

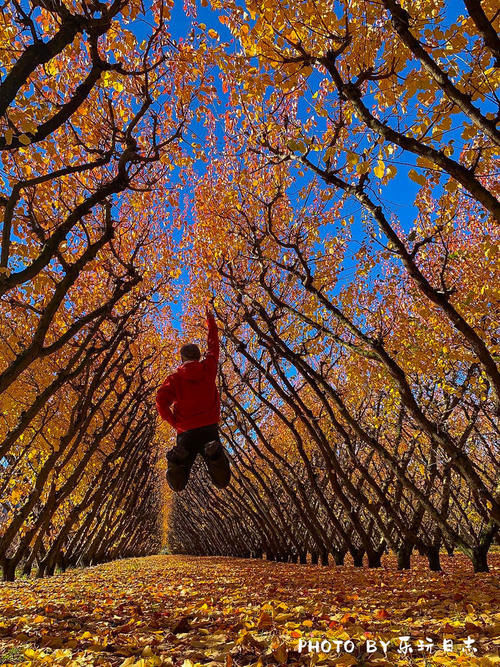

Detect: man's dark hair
[180,343,201,361]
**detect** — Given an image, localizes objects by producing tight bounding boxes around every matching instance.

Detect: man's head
[180,343,201,363]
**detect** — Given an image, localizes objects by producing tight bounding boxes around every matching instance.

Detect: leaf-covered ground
[0,554,499,667]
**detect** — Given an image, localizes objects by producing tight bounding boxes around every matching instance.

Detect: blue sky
[127,0,475,339]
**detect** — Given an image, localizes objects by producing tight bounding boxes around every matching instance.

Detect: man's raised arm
[205,305,219,366]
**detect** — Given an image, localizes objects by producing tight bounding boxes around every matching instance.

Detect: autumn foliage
[0,554,499,666]
[0,0,217,579]
[0,0,500,665]
[170,0,500,574]
[1,0,499,608]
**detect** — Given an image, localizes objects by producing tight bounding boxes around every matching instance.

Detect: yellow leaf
[346,150,358,165]
[374,160,385,178]
[461,124,476,140]
[335,655,358,665]
[19,133,31,145]
[287,140,306,153]
[256,611,273,628]
[408,169,426,186]
[272,644,287,663]
[386,164,397,180]
[356,161,370,174]
[208,29,219,39]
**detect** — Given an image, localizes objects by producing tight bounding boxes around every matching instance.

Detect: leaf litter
[0,554,498,666]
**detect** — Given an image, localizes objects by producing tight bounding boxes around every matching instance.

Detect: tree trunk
[2,559,16,582]
[367,549,383,568]
[471,546,489,573]
[397,544,413,570]
[334,549,346,566]
[427,545,441,571]
[350,547,364,567]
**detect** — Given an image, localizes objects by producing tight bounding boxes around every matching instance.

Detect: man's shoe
[166,445,191,492]
[203,440,231,489]
[166,463,190,492]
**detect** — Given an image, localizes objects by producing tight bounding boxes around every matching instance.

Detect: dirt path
[0,554,499,666]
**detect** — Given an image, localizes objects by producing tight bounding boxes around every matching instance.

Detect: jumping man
[156,305,231,491]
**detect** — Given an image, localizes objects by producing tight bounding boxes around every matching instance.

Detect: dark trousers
[166,424,230,491]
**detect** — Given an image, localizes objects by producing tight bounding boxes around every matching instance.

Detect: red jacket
[156,313,220,433]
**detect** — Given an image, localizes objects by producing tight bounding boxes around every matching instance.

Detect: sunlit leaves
[0,554,498,665]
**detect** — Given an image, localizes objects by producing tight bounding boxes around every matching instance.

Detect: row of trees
[2,0,498,577]
[169,0,499,572]
[168,185,499,570]
[0,0,219,579]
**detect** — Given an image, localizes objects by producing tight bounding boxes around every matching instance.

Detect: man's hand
[205,297,219,365]
[206,296,216,317]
